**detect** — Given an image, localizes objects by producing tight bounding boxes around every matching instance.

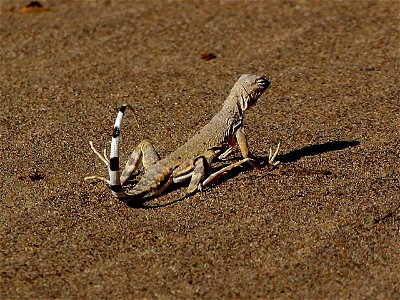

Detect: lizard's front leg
[236,127,280,168]
[236,126,262,169]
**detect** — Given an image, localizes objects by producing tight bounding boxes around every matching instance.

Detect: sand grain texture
[1,1,399,299]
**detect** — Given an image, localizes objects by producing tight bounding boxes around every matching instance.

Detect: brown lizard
[85,74,280,204]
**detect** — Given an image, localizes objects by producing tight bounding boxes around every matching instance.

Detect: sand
[1,0,399,299]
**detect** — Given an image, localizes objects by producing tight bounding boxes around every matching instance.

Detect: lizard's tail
[109,103,140,199]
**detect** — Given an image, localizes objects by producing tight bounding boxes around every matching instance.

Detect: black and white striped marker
[108,104,129,199]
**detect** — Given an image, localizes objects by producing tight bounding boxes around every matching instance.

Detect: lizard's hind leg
[200,158,252,190]
[200,143,280,189]
[120,139,160,185]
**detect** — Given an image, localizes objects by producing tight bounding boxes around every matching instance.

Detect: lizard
[84,74,280,205]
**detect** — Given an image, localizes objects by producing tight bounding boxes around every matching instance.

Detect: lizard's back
[165,105,240,163]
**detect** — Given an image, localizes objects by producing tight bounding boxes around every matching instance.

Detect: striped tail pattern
[109,104,130,199]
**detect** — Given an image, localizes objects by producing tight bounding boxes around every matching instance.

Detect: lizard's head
[235,74,270,111]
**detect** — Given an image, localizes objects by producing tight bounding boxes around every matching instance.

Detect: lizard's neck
[221,94,245,122]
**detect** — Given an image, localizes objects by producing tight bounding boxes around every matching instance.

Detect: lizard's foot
[268,143,280,169]
[84,141,110,184]
[88,141,109,167]
[84,175,110,184]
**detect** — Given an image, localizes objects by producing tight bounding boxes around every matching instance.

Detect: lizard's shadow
[129,140,360,209]
[274,140,360,163]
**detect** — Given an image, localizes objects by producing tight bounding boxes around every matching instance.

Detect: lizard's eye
[256,77,270,88]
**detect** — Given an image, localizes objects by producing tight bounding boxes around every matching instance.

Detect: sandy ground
[1,0,399,299]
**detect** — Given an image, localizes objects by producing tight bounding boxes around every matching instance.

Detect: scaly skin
[85,74,277,204]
